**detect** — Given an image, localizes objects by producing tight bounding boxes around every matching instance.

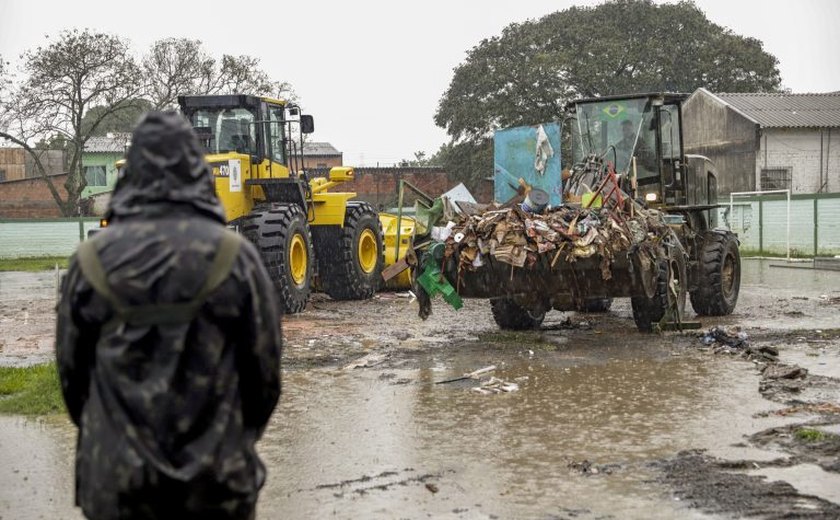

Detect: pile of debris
[440,203,671,281]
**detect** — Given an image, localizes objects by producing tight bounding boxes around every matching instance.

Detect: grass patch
[0,256,69,272]
[739,249,815,259]
[0,363,66,415]
[795,428,826,442]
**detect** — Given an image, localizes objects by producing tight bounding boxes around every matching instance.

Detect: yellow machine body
[378,212,415,290]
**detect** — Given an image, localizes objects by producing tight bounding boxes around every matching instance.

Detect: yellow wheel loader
[173,94,384,313]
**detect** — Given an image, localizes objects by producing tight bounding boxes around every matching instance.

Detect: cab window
[268,107,285,164]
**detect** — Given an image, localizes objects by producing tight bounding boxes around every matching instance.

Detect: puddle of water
[0,415,82,520]
[255,349,784,519]
[0,348,808,519]
[781,347,840,380]
[732,259,840,330]
[748,464,840,505]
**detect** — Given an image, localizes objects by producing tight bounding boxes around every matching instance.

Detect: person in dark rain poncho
[55,111,282,520]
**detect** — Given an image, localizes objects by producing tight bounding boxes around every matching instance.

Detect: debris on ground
[435,365,497,384]
[654,449,840,518]
[342,352,389,370]
[762,363,808,380]
[700,326,749,350]
[470,376,520,395]
[757,402,840,417]
[567,460,619,476]
[542,317,594,330]
[818,294,840,305]
[742,345,780,363]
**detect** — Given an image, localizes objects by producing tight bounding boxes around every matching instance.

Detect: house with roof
[301,141,343,170]
[81,133,131,198]
[683,89,840,195]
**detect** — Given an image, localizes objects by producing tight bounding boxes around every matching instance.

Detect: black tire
[490,298,546,330]
[319,202,384,300]
[577,298,613,313]
[690,230,741,316]
[631,249,687,332]
[241,204,313,314]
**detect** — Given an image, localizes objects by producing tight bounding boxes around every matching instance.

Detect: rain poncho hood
[106,111,227,224]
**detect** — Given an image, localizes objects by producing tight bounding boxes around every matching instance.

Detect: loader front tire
[242,204,313,314]
[491,298,545,330]
[690,231,740,316]
[320,202,384,301]
[631,248,686,332]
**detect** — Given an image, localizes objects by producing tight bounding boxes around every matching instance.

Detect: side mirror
[300,115,315,134]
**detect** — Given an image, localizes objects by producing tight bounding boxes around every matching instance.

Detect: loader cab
[177,94,314,176]
[565,93,718,210]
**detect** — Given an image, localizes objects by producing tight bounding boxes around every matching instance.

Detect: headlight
[645,193,658,202]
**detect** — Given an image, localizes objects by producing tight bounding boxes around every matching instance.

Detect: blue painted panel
[494,123,562,206]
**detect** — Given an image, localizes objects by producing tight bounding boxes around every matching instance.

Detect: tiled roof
[302,142,341,156]
[715,92,840,128]
[84,134,131,153]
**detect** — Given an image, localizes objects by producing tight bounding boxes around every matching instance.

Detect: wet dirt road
[1,259,839,519]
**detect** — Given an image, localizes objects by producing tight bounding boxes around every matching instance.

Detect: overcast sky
[1,0,838,166]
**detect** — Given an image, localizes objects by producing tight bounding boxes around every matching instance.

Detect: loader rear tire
[320,202,384,301]
[242,204,313,314]
[690,231,740,316]
[491,298,545,330]
[631,249,686,332]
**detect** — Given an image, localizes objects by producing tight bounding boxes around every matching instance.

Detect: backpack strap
[76,239,128,316]
[76,231,242,327]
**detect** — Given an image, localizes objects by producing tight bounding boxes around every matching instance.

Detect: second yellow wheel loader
[175,94,384,313]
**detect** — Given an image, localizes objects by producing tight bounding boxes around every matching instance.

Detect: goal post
[728,189,790,262]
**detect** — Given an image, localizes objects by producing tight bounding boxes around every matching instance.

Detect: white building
[684,89,840,195]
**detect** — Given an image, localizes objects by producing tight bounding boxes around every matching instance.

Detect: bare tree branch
[1,29,142,215]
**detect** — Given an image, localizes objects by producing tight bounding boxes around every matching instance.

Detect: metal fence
[0,218,100,259]
[1,193,839,260]
[721,192,840,257]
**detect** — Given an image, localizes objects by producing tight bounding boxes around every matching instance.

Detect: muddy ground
[1,259,839,519]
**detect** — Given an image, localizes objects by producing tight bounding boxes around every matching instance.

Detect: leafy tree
[397,151,444,168]
[143,38,296,110]
[0,29,142,215]
[80,98,153,136]
[434,0,782,186]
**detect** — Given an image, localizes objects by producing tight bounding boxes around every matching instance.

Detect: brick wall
[759,128,840,194]
[0,173,69,218]
[310,166,466,209]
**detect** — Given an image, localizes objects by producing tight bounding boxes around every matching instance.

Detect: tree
[142,38,216,110]
[80,98,153,136]
[397,151,444,168]
[0,29,142,216]
[434,0,782,185]
[143,38,296,110]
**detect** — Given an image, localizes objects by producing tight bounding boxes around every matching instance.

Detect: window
[0,169,6,182]
[191,108,257,155]
[760,167,791,190]
[85,165,107,187]
[317,162,328,168]
[268,108,286,164]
